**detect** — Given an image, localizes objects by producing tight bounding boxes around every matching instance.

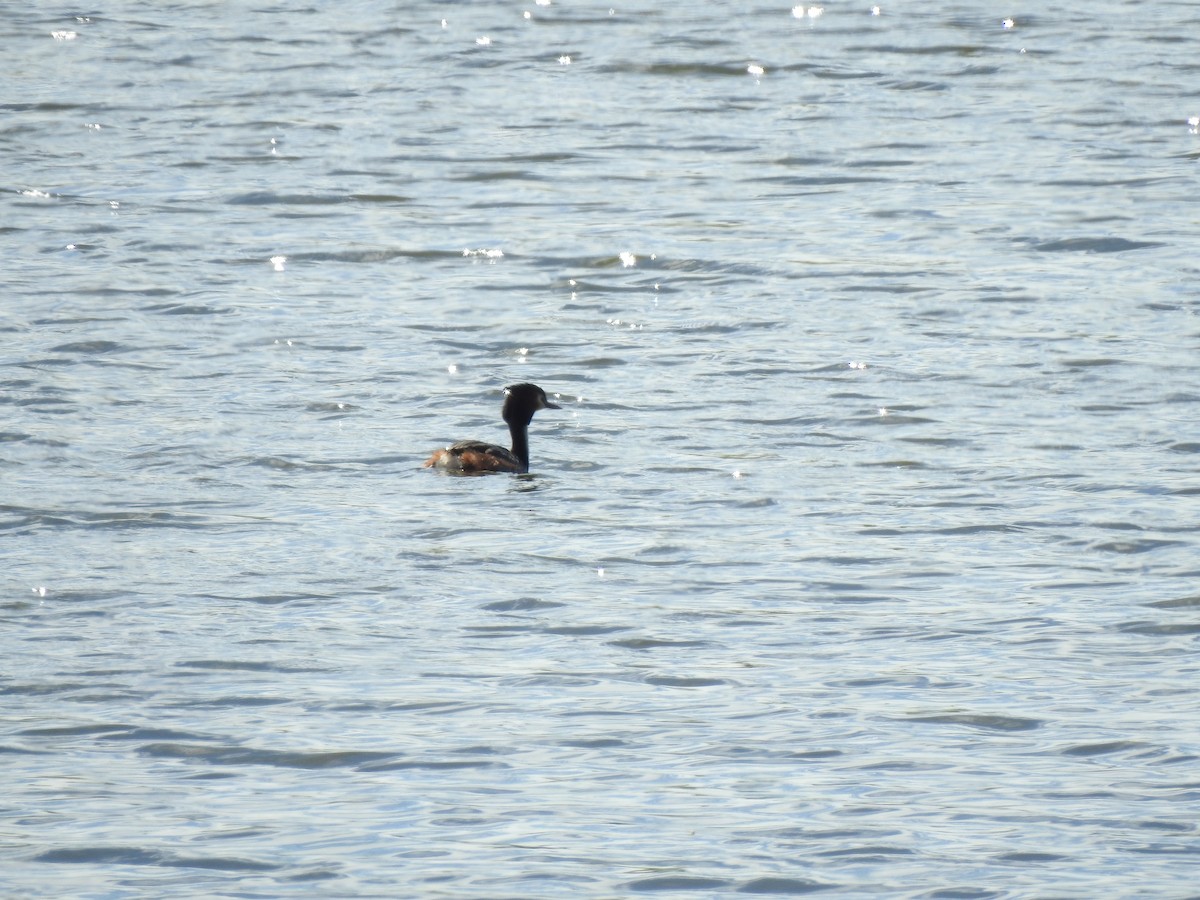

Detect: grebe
[423,383,560,475]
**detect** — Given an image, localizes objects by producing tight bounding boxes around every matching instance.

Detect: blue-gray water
[4,2,1200,897]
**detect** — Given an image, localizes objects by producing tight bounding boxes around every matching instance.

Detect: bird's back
[424,440,524,474]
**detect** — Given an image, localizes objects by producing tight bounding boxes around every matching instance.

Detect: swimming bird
[423,383,560,475]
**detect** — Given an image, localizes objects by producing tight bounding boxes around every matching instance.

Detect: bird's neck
[507,420,530,473]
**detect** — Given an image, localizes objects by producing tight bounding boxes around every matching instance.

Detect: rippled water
[5,2,1200,897]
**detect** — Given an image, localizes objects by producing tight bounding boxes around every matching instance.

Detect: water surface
[4,2,1200,897]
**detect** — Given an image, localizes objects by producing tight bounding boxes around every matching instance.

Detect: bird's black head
[502,383,560,425]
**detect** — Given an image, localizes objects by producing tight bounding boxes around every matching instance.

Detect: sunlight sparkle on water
[747,64,765,77]
[619,251,637,267]
[270,255,287,271]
